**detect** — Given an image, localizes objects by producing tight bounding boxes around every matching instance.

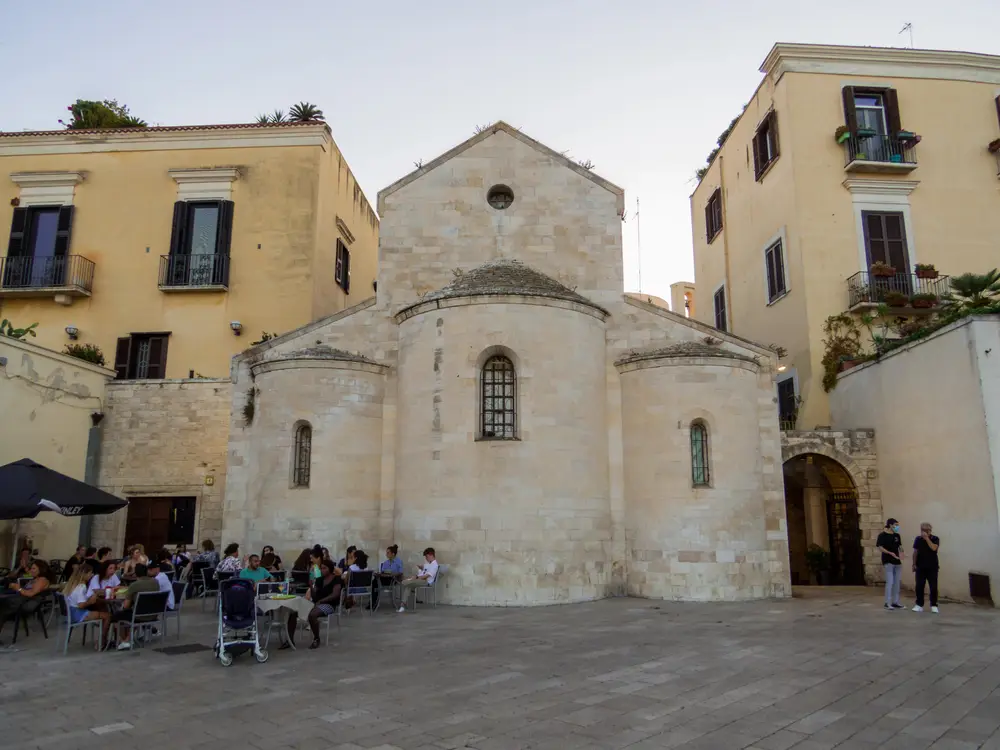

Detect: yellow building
[0,122,378,379]
[690,44,1000,429]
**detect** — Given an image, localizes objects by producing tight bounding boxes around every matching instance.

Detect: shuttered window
[842,86,902,135]
[764,239,787,303]
[335,239,351,293]
[114,333,170,380]
[705,189,723,242]
[752,111,780,180]
[168,200,234,257]
[713,286,728,332]
[862,211,909,274]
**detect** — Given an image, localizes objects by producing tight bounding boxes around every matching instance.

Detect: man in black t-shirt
[876,518,904,610]
[912,522,940,613]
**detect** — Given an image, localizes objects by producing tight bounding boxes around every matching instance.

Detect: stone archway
[781,430,882,585]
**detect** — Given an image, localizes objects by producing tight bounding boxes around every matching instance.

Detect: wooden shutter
[773,241,786,296]
[6,207,29,257]
[335,241,345,286]
[145,335,169,379]
[215,200,234,256]
[343,245,350,293]
[995,95,999,126]
[168,201,190,256]
[114,337,132,380]
[883,213,908,273]
[704,202,713,242]
[768,112,780,160]
[884,89,902,135]
[752,131,762,179]
[53,205,74,256]
[765,246,777,300]
[842,87,858,133]
[863,212,886,266]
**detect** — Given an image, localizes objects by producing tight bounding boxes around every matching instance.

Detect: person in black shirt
[911,522,940,613]
[876,518,904,610]
[64,545,87,579]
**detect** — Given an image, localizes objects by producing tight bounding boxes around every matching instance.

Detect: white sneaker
[397,605,406,613]
[931,606,939,613]
[116,641,132,651]
[912,605,923,612]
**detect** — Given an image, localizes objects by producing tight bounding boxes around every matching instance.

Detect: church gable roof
[409,259,607,314]
[376,121,624,214]
[616,341,760,368]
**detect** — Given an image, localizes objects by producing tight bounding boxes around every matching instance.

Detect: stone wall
[780,429,881,584]
[93,378,232,554]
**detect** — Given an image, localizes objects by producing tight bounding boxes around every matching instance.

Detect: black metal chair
[115,590,170,650]
[0,590,52,644]
[289,569,310,595]
[344,570,375,615]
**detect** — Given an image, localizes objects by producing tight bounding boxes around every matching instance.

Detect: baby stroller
[214,578,268,666]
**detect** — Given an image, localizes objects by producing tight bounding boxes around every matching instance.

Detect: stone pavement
[2,588,999,750]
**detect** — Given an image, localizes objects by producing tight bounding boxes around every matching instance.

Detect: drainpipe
[77,417,104,546]
[718,154,734,329]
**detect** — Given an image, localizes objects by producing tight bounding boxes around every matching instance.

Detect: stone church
[221,122,791,605]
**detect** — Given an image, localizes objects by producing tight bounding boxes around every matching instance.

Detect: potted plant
[987,138,1000,154]
[911,292,937,309]
[884,291,909,307]
[805,544,831,586]
[897,130,915,140]
[857,127,876,138]
[834,125,851,144]
[869,261,897,278]
[914,263,939,279]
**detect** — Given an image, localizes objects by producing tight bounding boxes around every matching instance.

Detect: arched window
[481,355,516,439]
[292,423,312,487]
[690,421,710,486]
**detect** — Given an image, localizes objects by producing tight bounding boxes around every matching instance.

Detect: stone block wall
[93,378,232,554]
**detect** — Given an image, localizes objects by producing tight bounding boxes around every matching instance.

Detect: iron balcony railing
[158,253,230,289]
[843,134,916,167]
[0,254,95,292]
[847,271,950,309]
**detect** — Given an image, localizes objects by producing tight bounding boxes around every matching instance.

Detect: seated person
[5,548,33,582]
[336,546,357,571]
[216,543,243,575]
[261,545,282,571]
[65,545,87,577]
[239,554,272,585]
[96,547,112,563]
[110,563,160,650]
[87,560,121,595]
[172,545,190,569]
[397,548,439,614]
[345,549,368,575]
[284,559,342,651]
[380,545,403,577]
[0,560,53,629]
[120,545,147,579]
[155,549,174,575]
[148,559,175,610]
[62,564,109,648]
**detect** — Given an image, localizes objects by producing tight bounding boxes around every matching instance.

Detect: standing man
[912,523,940,613]
[877,518,905,610]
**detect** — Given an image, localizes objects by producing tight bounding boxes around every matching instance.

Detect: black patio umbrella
[0,458,127,520]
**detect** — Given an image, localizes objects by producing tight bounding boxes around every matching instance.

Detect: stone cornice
[168,167,241,184]
[843,178,920,196]
[615,354,760,375]
[394,293,609,324]
[761,43,1000,85]
[252,357,388,377]
[10,170,85,187]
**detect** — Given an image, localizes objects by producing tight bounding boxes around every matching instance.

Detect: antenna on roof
[898,22,913,48]
[635,197,642,294]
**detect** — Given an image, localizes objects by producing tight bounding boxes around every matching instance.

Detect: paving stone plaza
[2,589,999,750]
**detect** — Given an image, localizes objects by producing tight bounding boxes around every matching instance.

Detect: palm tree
[944,269,1000,310]
[288,102,324,122]
[270,109,287,123]
[255,113,271,124]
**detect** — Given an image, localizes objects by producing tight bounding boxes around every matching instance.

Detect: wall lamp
[776,364,787,373]
[65,325,79,340]
[230,321,243,336]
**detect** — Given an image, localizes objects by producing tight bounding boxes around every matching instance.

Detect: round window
[486,184,514,210]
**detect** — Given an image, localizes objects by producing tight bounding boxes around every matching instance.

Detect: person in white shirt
[397,547,439,613]
[147,559,176,610]
[87,560,121,595]
[61,563,109,648]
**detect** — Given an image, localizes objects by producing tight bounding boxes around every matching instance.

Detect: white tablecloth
[256,595,313,620]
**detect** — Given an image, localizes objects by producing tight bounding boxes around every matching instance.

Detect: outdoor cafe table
[256,595,314,649]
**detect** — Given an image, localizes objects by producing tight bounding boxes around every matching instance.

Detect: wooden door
[167,497,197,545]
[124,497,176,555]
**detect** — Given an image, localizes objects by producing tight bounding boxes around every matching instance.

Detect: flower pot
[885,295,909,307]
[837,131,851,144]
[817,570,831,586]
[897,130,915,139]
[871,268,896,278]
[911,298,936,309]
[839,359,861,372]
[855,153,868,160]
[889,154,902,163]
[915,270,939,279]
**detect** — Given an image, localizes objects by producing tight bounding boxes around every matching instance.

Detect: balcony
[0,255,95,303]
[847,271,950,315]
[158,254,229,291]
[843,135,917,174]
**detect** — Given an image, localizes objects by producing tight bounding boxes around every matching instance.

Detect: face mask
[892,525,900,532]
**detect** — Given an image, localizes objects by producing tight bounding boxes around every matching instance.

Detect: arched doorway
[783,453,865,586]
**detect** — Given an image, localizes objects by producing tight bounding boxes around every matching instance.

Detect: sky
[1,1,996,303]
